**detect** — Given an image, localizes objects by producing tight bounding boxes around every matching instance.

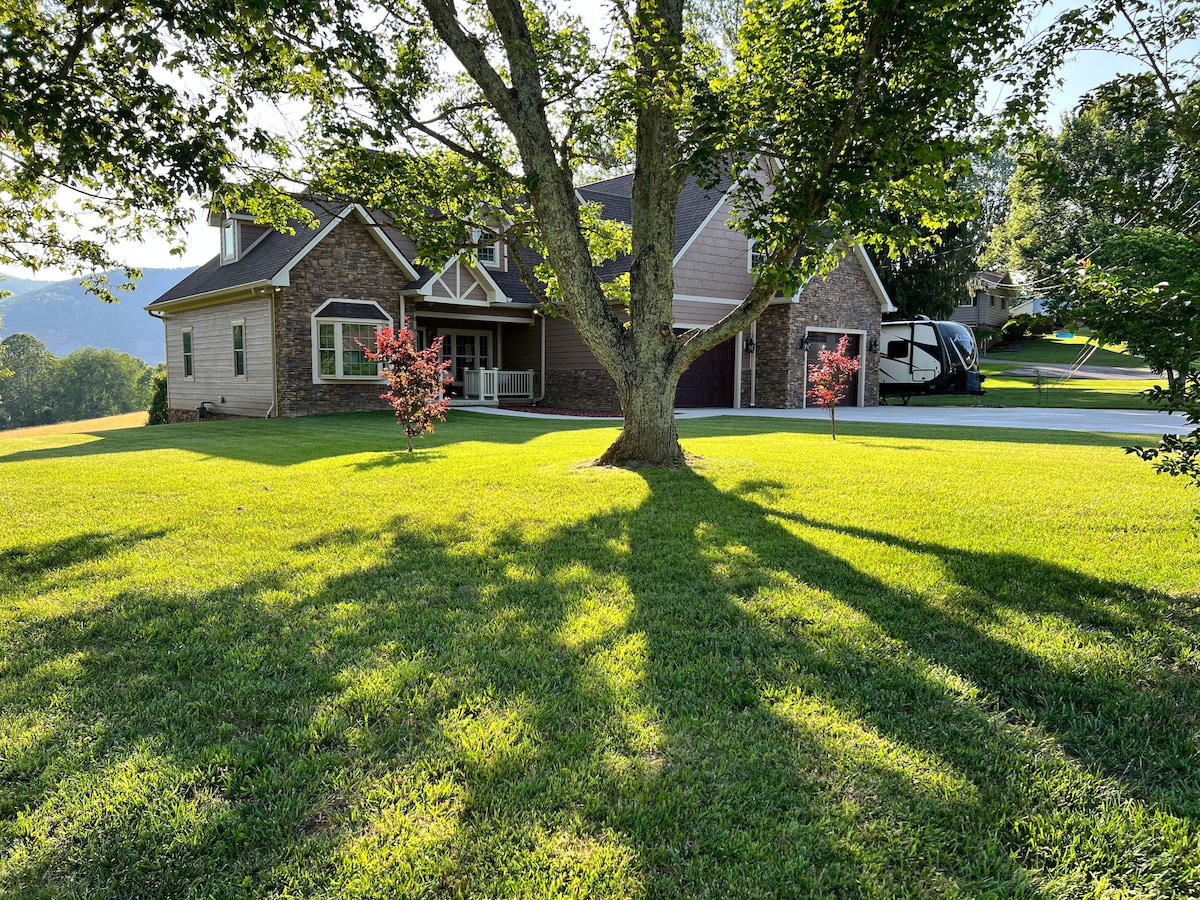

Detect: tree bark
[423,0,720,467]
[595,364,685,466]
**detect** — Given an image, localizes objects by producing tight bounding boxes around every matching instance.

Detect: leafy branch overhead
[7,0,1032,464]
[0,0,347,299]
[296,0,1030,464]
[991,0,1200,493]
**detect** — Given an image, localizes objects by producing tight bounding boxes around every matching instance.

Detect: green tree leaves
[0,334,155,427]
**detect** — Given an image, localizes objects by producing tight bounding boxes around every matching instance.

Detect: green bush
[147,370,169,425]
[974,325,1002,349]
[1001,316,1030,342]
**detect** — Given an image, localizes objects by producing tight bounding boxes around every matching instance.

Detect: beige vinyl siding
[429,260,490,302]
[673,197,756,300]
[672,297,736,328]
[165,297,274,416]
[544,316,604,370]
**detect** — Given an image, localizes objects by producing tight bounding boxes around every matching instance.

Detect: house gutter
[144,279,272,314]
[749,319,757,407]
[534,312,546,402]
[147,308,170,414]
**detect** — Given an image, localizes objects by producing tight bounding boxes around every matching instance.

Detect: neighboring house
[147,178,896,421]
[1007,295,1049,318]
[954,271,1022,329]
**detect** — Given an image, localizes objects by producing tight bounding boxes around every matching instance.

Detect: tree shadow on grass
[0,528,168,595]
[0,411,614,468]
[1,473,1195,897]
[678,415,1156,449]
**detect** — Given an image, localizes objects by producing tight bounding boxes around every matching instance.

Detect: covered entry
[676,338,735,408]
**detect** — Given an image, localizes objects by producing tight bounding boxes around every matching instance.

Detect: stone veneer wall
[168,408,242,423]
[749,257,882,408]
[274,219,412,417]
[542,369,621,411]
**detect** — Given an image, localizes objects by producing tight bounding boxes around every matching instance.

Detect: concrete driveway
[471,404,1191,436]
[673,405,1189,436]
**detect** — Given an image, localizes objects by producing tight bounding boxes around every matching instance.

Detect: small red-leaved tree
[363,321,452,452]
[807,334,861,440]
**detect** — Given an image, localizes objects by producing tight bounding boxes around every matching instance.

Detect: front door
[440,330,492,393]
[804,332,862,407]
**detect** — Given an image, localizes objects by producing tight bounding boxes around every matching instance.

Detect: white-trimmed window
[748,238,766,271]
[182,328,194,378]
[221,219,239,264]
[473,229,500,267]
[232,320,246,378]
[311,300,392,382]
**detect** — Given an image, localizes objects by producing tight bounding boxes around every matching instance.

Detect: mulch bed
[497,405,623,418]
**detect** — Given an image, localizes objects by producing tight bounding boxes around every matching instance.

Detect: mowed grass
[909,372,1156,409]
[0,411,149,438]
[987,334,1147,368]
[1,411,1197,899]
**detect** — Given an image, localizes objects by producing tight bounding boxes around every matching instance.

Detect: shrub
[147,370,169,425]
[1001,316,1031,342]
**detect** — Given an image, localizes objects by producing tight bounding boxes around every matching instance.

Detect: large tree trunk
[596,364,685,467]
[425,0,749,467]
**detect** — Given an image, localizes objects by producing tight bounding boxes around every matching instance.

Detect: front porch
[451,368,537,406]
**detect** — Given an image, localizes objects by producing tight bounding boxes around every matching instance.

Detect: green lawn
[908,370,1157,409]
[987,334,1147,368]
[2,412,1197,898]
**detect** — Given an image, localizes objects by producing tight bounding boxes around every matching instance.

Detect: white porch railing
[462,368,535,402]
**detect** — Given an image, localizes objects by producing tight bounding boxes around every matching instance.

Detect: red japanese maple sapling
[362,321,452,452]
[806,334,861,440]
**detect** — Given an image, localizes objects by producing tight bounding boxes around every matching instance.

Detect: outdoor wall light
[743,336,757,354]
[800,333,813,351]
[867,336,880,353]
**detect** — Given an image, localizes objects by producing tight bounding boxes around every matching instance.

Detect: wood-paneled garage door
[675,338,735,408]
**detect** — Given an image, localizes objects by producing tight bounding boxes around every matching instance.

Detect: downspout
[733,329,743,409]
[148,308,169,415]
[801,327,809,410]
[267,288,279,418]
[749,319,757,407]
[535,313,546,402]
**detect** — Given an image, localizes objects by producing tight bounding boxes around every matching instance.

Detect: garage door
[804,332,861,407]
[676,338,735,408]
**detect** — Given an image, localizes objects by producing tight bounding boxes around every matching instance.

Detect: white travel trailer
[879,318,985,403]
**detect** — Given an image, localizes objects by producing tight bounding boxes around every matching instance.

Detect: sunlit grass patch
[1,412,1197,897]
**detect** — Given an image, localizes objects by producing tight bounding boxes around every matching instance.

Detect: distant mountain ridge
[0,268,195,364]
[0,274,55,298]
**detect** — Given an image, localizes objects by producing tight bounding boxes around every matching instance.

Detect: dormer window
[221,219,239,264]
[748,238,766,272]
[473,229,500,268]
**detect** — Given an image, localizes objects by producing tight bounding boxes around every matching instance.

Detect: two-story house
[147,175,895,420]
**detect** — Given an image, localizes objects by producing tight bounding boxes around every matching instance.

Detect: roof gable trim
[853,244,897,314]
[417,252,509,304]
[270,204,420,288]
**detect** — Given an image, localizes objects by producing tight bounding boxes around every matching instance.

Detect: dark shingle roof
[576,170,733,278]
[578,171,732,256]
[154,173,731,308]
[151,198,352,305]
[316,300,391,320]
